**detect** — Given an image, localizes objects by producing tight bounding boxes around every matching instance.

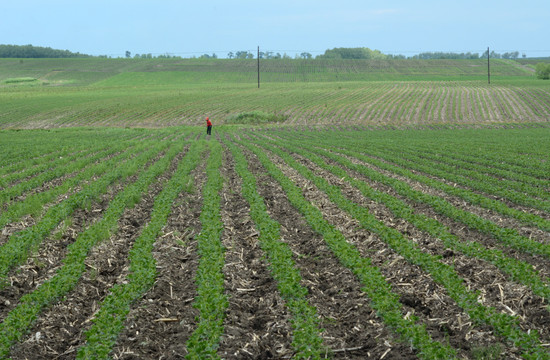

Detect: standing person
[206,117,212,135]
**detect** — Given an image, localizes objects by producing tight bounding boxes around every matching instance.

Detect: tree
[316,47,387,60]
[227,52,234,59]
[199,53,218,59]
[300,52,312,59]
[535,63,550,80]
[125,50,131,58]
[502,51,519,60]
[235,51,253,59]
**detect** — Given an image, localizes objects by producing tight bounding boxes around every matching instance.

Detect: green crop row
[184,141,228,359]
[0,148,64,177]
[0,139,173,284]
[359,144,550,212]
[0,147,101,203]
[0,137,147,230]
[0,128,148,166]
[289,128,550,234]
[234,138,458,359]
[0,148,89,189]
[366,138,549,199]
[2,77,550,128]
[222,136,326,358]
[322,145,550,257]
[77,140,205,358]
[250,138,548,360]
[0,129,149,187]
[257,134,550,304]
[0,139,183,358]
[381,141,548,190]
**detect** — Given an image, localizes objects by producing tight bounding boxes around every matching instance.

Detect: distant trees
[480,50,520,60]
[133,53,153,59]
[0,44,91,58]
[1,44,535,63]
[234,51,254,59]
[411,50,522,60]
[199,53,218,59]
[412,52,480,60]
[502,51,520,60]
[317,47,387,60]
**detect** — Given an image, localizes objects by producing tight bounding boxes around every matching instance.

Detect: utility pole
[257,46,260,88]
[487,46,491,84]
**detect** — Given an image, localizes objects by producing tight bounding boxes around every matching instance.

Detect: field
[0,124,548,359]
[0,58,549,128]
[0,57,549,359]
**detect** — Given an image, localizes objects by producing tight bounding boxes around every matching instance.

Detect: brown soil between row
[6,148,185,359]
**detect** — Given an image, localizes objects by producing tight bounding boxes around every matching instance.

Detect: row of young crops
[1,81,550,128]
[0,125,548,359]
[0,58,532,85]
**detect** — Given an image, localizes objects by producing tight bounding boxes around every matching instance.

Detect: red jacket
[206,119,212,127]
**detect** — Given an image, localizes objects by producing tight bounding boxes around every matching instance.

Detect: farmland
[0,124,548,359]
[0,58,549,128]
[0,57,549,359]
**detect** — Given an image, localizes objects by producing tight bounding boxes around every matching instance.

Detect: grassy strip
[0,140,173,285]
[223,137,325,358]
[0,141,183,358]
[266,136,550,303]
[76,141,205,358]
[184,140,228,358]
[253,139,548,360]
[235,139,458,359]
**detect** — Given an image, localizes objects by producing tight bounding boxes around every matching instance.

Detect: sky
[1,0,549,58]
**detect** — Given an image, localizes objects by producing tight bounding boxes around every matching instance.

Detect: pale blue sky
[1,0,549,58]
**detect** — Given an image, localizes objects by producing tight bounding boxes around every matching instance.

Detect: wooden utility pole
[487,46,491,84]
[257,46,260,88]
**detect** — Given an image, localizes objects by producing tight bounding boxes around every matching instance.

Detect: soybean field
[1,58,550,128]
[0,125,548,359]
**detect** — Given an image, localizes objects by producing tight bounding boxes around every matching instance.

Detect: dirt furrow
[328,151,550,273]
[289,150,550,344]
[217,146,294,359]
[8,149,185,359]
[344,151,550,239]
[111,153,207,359]
[0,150,126,248]
[260,146,524,359]
[242,145,421,359]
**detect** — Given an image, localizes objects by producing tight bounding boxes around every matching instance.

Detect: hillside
[0,57,535,85]
[0,58,549,128]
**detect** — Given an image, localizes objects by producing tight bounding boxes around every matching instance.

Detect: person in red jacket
[206,117,212,135]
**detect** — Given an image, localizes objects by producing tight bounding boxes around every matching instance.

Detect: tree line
[0,44,91,58]
[410,50,524,60]
[0,44,531,61]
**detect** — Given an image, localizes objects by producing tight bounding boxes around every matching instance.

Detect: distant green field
[0,57,549,128]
